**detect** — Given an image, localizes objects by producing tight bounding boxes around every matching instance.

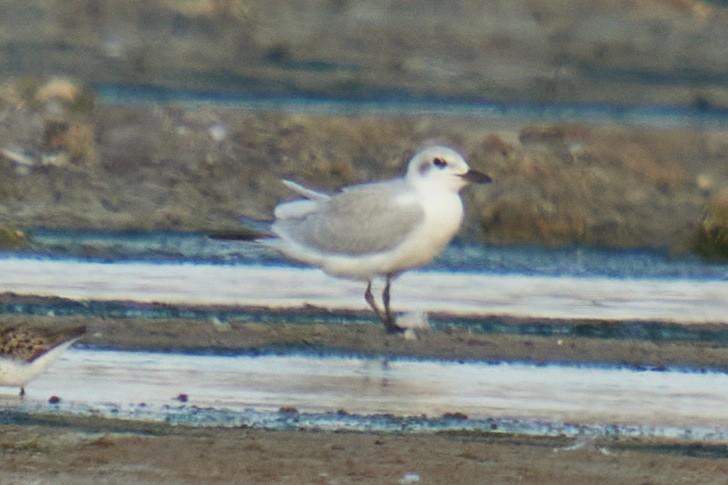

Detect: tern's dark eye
[433,157,447,168]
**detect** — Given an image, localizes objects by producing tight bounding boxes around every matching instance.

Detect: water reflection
[9,348,728,436]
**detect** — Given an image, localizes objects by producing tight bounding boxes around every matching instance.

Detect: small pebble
[175,393,189,403]
[211,316,230,332]
[399,472,421,484]
[48,395,61,404]
[209,123,227,142]
[442,411,468,420]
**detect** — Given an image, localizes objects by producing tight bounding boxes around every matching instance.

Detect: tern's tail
[209,179,328,240]
[207,217,273,241]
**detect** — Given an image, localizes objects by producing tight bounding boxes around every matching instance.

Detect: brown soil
[2,1,728,251]
[1,98,727,251]
[2,1,728,108]
[3,311,728,373]
[1,417,728,485]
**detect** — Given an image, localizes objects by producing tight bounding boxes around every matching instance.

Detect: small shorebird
[268,145,491,333]
[0,324,86,396]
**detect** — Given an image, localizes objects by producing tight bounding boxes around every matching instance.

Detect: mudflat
[2,2,728,482]
[0,313,726,483]
[2,417,728,485]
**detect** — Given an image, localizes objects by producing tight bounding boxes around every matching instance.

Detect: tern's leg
[19,386,25,398]
[365,280,387,324]
[382,275,404,334]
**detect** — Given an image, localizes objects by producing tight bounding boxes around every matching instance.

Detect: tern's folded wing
[274,180,331,219]
[281,180,330,201]
[273,182,424,255]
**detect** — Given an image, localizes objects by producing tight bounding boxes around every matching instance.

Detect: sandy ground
[2,416,728,484]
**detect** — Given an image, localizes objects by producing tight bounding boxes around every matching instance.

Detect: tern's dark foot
[383,320,406,334]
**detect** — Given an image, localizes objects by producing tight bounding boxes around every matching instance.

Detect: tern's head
[405,146,492,191]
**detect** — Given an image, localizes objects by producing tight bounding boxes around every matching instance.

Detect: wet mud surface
[2,2,728,481]
[1,313,728,483]
[3,312,728,371]
[1,416,728,485]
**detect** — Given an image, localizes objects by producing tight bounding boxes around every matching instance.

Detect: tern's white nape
[269,145,491,333]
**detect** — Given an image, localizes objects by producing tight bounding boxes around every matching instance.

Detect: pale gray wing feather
[281,180,330,201]
[273,181,424,255]
[274,180,331,218]
[274,199,318,219]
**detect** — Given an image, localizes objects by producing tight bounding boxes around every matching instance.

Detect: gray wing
[273,181,424,255]
[281,180,330,201]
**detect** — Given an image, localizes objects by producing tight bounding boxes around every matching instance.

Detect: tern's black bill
[460,170,492,184]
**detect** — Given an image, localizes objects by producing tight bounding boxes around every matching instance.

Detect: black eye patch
[433,158,447,168]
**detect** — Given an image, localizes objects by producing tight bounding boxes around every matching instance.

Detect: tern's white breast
[387,188,464,270]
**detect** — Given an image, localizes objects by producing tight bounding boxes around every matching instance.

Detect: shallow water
[3,235,728,438]
[19,228,728,280]
[1,255,727,324]
[6,231,728,326]
[3,348,727,440]
[95,85,728,130]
